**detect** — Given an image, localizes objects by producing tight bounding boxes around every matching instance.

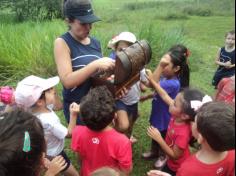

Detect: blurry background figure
[215,75,235,107]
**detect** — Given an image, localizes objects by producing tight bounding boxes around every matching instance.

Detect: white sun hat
[107,32,137,50]
[15,75,60,108]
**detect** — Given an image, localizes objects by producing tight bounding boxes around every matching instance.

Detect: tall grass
[0,20,66,85]
[0,21,186,85]
[123,0,235,17]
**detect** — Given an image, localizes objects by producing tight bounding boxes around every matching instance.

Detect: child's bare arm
[140,82,148,92]
[140,93,155,102]
[215,48,232,67]
[147,126,184,160]
[146,70,174,106]
[67,102,80,137]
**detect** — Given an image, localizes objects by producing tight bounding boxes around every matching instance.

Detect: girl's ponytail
[169,45,190,89]
[179,62,190,89]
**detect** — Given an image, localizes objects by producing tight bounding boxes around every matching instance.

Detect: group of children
[0,30,235,176]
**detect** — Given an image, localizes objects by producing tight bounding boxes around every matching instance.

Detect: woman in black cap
[54,0,115,124]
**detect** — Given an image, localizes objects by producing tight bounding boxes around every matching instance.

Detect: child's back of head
[180,88,206,121]
[0,108,45,176]
[80,86,116,131]
[197,102,235,151]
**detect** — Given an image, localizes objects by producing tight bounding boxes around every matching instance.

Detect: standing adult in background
[54,0,115,124]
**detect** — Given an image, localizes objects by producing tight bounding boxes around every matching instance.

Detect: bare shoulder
[54,37,67,46]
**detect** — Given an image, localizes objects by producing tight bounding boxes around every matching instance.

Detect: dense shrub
[183,7,213,17]
[10,0,63,21]
[159,13,189,20]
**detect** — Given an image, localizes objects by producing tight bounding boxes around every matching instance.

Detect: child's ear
[181,113,190,121]
[174,66,181,73]
[36,99,44,106]
[197,133,204,145]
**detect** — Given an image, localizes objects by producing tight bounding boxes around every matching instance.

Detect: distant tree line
[0,0,63,21]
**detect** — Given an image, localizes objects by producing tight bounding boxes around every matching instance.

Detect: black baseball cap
[64,0,101,24]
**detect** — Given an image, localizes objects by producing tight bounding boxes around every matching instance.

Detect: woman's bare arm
[54,38,115,89]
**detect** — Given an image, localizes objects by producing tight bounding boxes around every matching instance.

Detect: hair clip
[23,131,31,153]
[0,116,5,120]
[191,95,213,112]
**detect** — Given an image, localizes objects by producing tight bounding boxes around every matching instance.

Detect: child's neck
[31,106,50,114]
[165,75,177,80]
[225,45,235,52]
[174,116,187,125]
[196,143,228,164]
[99,124,114,132]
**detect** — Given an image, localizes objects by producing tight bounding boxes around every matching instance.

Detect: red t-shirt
[216,77,235,106]
[71,126,132,176]
[165,118,192,172]
[177,150,235,176]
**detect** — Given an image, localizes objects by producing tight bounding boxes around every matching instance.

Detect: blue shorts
[116,100,138,121]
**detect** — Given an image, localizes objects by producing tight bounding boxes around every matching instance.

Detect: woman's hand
[94,57,115,72]
[147,170,171,176]
[147,126,163,143]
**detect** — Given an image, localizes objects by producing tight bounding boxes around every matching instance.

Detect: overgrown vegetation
[124,0,235,18]
[0,0,63,21]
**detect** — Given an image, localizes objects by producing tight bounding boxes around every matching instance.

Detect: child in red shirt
[146,58,211,175]
[215,75,235,106]
[71,86,132,176]
[178,102,235,176]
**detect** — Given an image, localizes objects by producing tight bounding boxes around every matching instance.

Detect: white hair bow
[191,95,213,112]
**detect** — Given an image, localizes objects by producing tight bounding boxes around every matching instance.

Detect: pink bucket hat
[15,75,59,108]
[0,86,14,105]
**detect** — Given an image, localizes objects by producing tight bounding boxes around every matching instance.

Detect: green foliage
[0,20,65,85]
[158,12,189,20]
[183,7,213,17]
[123,0,235,17]
[8,0,63,22]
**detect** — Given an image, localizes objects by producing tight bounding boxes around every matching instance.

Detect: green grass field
[0,0,235,175]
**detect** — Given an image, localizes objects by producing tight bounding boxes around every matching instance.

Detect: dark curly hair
[197,102,235,152]
[0,109,45,176]
[80,86,116,131]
